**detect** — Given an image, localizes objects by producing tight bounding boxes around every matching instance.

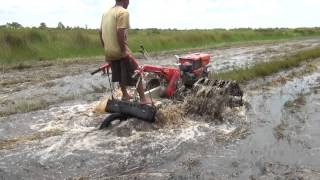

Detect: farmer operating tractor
[94,0,244,126]
[99,0,151,104]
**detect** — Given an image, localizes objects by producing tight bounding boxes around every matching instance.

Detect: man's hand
[126,52,133,58]
[128,54,139,68]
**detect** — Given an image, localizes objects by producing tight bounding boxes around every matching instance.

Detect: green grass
[0,28,101,64]
[1,27,320,64]
[212,47,320,82]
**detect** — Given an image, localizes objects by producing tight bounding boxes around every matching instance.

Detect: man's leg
[111,60,130,99]
[120,81,151,103]
[119,83,132,100]
[136,80,152,104]
[120,58,151,104]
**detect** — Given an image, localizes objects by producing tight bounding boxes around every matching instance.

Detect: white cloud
[0,0,112,28]
[0,0,319,29]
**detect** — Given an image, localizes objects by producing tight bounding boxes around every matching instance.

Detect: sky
[0,0,319,29]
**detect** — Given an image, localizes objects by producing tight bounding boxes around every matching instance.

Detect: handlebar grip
[90,68,101,75]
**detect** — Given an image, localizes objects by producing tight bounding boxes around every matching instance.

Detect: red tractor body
[91,52,244,124]
[179,53,210,68]
[178,53,211,80]
[92,53,211,98]
[138,53,211,97]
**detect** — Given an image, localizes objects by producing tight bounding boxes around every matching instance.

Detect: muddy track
[1,38,320,117]
[0,38,320,179]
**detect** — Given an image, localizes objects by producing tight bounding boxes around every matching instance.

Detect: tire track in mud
[1,38,320,179]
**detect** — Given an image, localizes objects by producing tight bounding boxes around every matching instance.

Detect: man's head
[116,0,129,9]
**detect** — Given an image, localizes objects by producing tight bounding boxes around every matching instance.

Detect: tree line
[0,22,89,30]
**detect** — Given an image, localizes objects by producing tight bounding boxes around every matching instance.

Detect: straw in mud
[155,104,184,127]
[93,96,109,114]
[93,86,136,114]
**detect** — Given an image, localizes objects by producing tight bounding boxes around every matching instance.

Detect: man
[100,0,151,104]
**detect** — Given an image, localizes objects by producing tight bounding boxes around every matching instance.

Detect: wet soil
[1,38,320,179]
[1,38,320,117]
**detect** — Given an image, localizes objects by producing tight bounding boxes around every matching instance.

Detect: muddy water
[210,38,320,72]
[206,71,320,179]
[0,69,319,179]
[1,39,320,179]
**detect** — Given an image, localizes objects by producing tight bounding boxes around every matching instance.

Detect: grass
[212,46,320,82]
[0,129,64,150]
[0,99,51,117]
[274,123,287,140]
[14,99,49,112]
[284,93,307,113]
[0,28,101,64]
[0,87,104,118]
[1,27,320,64]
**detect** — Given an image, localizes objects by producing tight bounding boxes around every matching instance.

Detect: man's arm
[116,10,130,57]
[99,30,104,48]
[117,28,128,57]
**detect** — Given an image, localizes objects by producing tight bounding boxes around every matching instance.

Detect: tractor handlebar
[90,63,111,75]
[90,68,102,75]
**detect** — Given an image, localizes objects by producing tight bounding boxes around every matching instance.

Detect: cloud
[0,0,319,29]
[0,0,112,28]
[131,0,320,29]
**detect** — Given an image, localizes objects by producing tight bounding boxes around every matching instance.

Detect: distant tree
[39,22,47,29]
[57,22,65,29]
[6,22,23,29]
[74,26,81,29]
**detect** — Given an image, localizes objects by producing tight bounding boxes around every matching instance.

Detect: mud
[1,38,320,117]
[1,38,320,179]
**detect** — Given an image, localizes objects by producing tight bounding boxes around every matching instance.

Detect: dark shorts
[111,58,138,86]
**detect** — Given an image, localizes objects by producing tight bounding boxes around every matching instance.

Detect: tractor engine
[178,53,211,86]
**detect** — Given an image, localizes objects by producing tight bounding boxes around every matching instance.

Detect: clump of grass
[274,123,287,140]
[179,158,201,170]
[59,93,81,102]
[10,63,33,70]
[288,96,306,107]
[0,129,64,150]
[0,99,52,117]
[0,78,30,86]
[212,46,320,82]
[11,99,50,113]
[91,84,107,94]
[284,93,307,113]
[155,104,184,128]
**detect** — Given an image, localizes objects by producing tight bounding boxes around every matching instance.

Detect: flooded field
[1,38,320,179]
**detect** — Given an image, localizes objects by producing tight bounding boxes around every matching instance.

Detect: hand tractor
[91,49,243,128]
